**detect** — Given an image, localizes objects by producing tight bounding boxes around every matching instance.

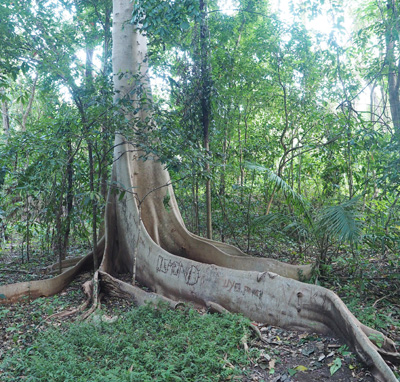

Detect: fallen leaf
[295,365,308,372]
[330,357,342,376]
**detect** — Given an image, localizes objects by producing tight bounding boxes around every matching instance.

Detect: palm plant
[314,197,364,271]
[250,162,364,274]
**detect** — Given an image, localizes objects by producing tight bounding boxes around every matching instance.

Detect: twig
[0,268,29,274]
[373,295,389,308]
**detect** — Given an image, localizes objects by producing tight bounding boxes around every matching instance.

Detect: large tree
[1,1,399,381]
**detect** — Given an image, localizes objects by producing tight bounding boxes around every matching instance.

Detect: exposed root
[249,322,263,340]
[206,301,230,314]
[0,239,104,304]
[82,278,94,300]
[44,256,88,275]
[53,278,101,321]
[131,146,313,281]
[360,323,400,365]
[241,330,250,352]
[49,299,92,321]
[80,271,102,321]
[99,271,179,308]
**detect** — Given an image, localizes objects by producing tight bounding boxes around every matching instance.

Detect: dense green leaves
[1,305,255,381]
[0,0,399,273]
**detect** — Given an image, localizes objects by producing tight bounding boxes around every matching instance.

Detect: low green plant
[1,304,256,382]
[333,281,399,333]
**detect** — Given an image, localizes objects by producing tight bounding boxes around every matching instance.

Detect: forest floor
[0,246,398,381]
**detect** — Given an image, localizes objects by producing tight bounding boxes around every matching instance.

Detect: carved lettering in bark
[156,255,200,286]
[223,279,263,299]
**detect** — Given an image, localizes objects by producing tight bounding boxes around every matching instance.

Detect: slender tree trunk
[84,45,99,271]
[385,0,400,136]
[22,73,38,132]
[266,186,276,215]
[88,140,98,271]
[246,171,255,252]
[99,5,112,237]
[219,121,228,241]
[63,138,74,258]
[200,0,212,240]
[195,178,200,234]
[1,97,10,139]
[25,196,30,262]
[238,120,244,201]
[53,174,68,269]
[56,193,64,273]
[346,124,354,199]
[297,154,302,194]
[192,176,199,234]
[336,46,354,200]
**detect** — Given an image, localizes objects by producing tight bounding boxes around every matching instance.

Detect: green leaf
[118,190,126,201]
[330,357,342,375]
[368,333,384,348]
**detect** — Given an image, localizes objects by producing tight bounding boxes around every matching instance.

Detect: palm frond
[317,197,363,244]
[245,161,308,212]
[252,212,292,228]
[283,220,310,241]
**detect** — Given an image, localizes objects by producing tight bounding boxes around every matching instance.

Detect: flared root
[0,237,104,304]
[44,256,86,275]
[129,149,313,281]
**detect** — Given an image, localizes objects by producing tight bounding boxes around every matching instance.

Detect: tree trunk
[0,1,399,381]
[21,73,38,132]
[199,0,212,240]
[385,0,400,136]
[25,195,30,262]
[63,137,74,258]
[99,4,112,237]
[88,140,99,271]
[1,98,10,137]
[192,176,199,235]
